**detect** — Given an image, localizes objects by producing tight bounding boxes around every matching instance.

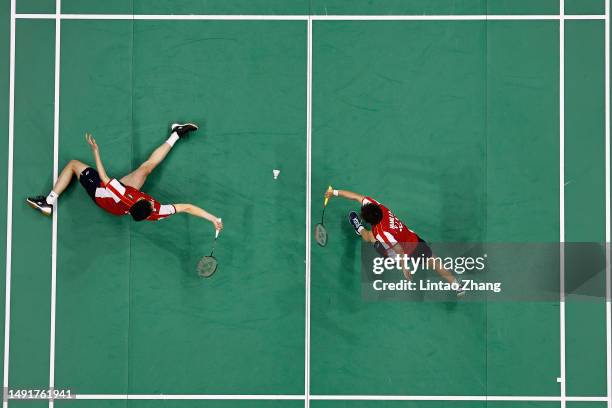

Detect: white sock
[46,191,58,205]
[166,132,179,147]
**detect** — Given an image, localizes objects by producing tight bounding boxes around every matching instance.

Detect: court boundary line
[2,0,16,407]
[4,8,608,405]
[606,1,612,407]
[48,0,61,407]
[559,1,566,407]
[58,394,609,401]
[12,13,608,21]
[305,12,312,408]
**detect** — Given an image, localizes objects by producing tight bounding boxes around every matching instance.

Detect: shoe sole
[171,123,199,132]
[26,199,52,216]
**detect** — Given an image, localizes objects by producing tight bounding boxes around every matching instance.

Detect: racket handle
[324,185,332,206]
[215,218,222,238]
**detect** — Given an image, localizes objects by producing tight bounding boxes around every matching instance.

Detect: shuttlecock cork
[273,169,280,180]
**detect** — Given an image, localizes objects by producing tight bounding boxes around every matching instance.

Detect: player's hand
[213,218,223,231]
[85,133,98,152]
[324,188,334,200]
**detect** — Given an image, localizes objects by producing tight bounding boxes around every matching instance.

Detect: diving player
[27,123,223,230]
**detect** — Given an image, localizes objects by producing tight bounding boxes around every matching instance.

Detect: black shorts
[374,237,432,259]
[413,237,433,259]
[79,167,101,201]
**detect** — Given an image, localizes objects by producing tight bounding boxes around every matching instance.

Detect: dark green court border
[564,19,608,396]
[8,18,54,390]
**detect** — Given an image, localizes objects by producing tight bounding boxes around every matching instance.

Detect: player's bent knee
[68,160,87,175]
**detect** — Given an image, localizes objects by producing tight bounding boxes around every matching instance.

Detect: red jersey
[94,179,176,221]
[362,196,419,253]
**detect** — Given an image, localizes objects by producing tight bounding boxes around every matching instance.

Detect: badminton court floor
[0,0,610,407]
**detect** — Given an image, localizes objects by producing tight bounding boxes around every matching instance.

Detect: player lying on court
[27,123,223,230]
[325,188,463,295]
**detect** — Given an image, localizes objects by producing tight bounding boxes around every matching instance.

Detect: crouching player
[324,187,463,296]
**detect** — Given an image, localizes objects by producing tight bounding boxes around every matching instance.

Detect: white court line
[559,0,566,407]
[304,14,312,408]
[74,395,306,400]
[12,13,607,21]
[312,395,610,401]
[2,0,16,406]
[48,0,61,407]
[68,394,609,401]
[606,1,612,407]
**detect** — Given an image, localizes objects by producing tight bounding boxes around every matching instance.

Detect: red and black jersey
[362,196,419,254]
[94,179,176,221]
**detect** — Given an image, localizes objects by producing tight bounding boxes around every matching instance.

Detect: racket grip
[215,218,222,238]
[324,185,332,206]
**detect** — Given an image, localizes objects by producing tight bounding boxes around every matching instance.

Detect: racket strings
[314,223,328,246]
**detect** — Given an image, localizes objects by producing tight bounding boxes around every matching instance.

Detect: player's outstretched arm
[174,203,223,230]
[324,188,365,203]
[85,133,110,184]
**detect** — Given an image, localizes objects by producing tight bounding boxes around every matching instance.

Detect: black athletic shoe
[171,122,198,138]
[348,211,363,236]
[26,195,53,216]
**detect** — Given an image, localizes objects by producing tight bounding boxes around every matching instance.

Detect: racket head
[314,223,328,247]
[197,255,218,278]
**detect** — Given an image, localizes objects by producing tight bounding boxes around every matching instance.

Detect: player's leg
[27,159,89,215]
[120,143,172,189]
[120,122,198,189]
[430,255,456,284]
[425,247,465,296]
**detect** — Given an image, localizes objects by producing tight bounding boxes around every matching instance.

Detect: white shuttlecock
[273,169,280,180]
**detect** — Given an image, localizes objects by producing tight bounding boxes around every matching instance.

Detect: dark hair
[361,203,383,225]
[129,200,153,221]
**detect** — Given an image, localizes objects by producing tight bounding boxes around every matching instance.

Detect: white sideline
[2,0,16,406]
[606,1,612,407]
[559,1,566,408]
[48,1,62,407]
[304,14,312,408]
[13,13,607,21]
[66,394,609,401]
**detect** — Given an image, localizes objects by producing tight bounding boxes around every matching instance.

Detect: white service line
[69,394,609,401]
[559,0,566,407]
[304,14,312,408]
[74,394,306,400]
[312,395,610,401]
[606,1,612,408]
[2,0,16,406]
[12,13,608,21]
[316,14,604,20]
[48,1,61,407]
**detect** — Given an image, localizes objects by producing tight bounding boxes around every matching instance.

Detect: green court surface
[1,0,610,407]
